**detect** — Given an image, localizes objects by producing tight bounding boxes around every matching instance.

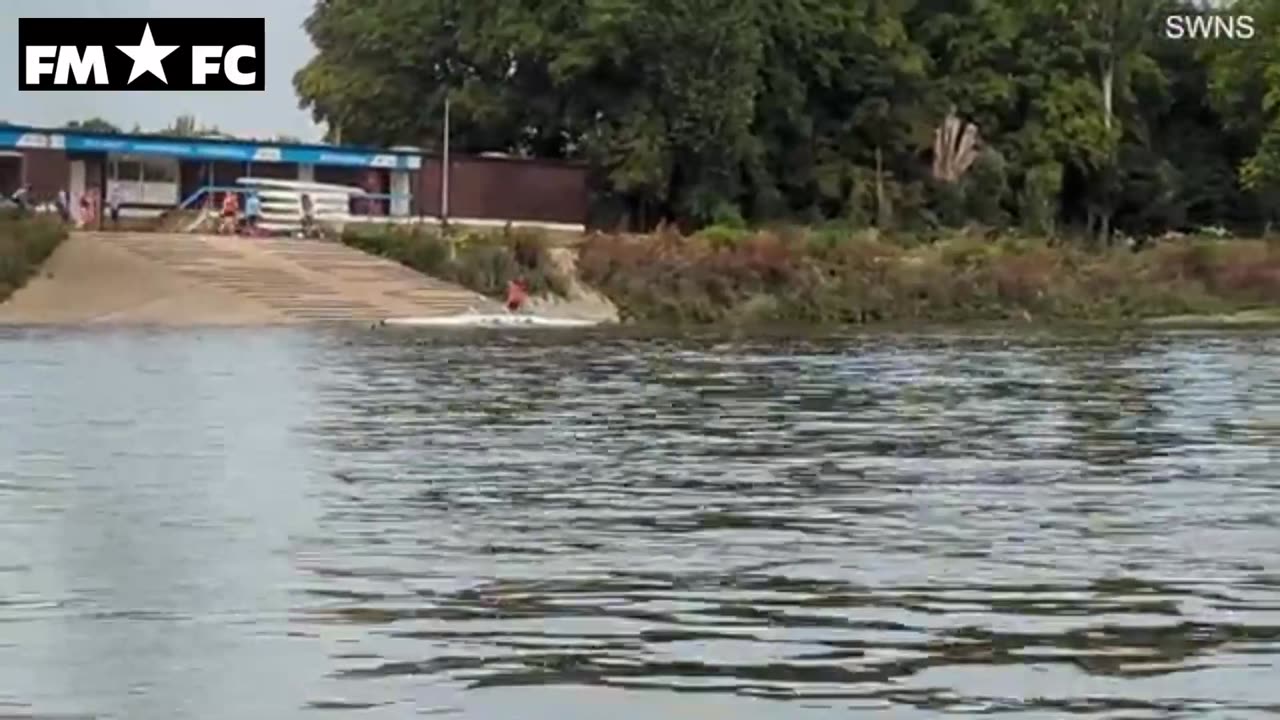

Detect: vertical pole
[98,158,107,231]
[441,94,450,228]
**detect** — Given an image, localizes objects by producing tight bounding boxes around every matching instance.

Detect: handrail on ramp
[178,183,411,212]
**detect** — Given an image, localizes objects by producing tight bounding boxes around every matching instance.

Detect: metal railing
[177,185,413,214]
[172,184,587,233]
[177,185,244,210]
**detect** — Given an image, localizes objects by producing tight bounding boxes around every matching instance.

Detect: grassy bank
[0,211,69,303]
[342,222,1280,326]
[342,223,572,300]
[576,227,1280,325]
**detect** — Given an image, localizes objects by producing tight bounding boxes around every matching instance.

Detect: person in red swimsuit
[505,278,529,313]
[219,191,240,234]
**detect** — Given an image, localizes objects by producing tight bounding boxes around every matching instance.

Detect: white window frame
[107,153,180,205]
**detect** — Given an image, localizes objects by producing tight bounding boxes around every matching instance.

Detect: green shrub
[0,211,69,302]
[965,148,1010,227]
[576,225,1280,325]
[695,223,753,250]
[1020,163,1063,238]
[341,223,571,299]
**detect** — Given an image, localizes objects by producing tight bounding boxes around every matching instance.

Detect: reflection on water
[1,326,1279,718]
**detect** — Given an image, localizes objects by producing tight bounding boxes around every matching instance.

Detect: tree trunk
[1101,59,1114,131]
[874,145,885,228]
[1098,58,1115,246]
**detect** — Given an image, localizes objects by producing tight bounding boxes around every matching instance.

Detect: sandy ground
[0,235,292,326]
[0,232,492,326]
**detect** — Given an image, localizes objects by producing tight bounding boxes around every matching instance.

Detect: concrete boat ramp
[0,231,495,326]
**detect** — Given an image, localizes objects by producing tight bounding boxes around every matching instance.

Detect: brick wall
[20,148,69,201]
[415,156,588,224]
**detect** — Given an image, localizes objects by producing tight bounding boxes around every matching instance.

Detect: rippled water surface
[2,326,1279,718]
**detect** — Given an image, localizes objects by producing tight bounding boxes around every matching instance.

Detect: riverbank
[344,224,1280,327]
[342,224,619,323]
[1146,308,1280,328]
[0,212,68,304]
[8,220,1270,330]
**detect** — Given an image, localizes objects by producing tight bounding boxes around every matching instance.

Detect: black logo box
[19,17,264,91]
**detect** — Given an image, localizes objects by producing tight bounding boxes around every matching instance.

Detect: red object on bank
[505,279,529,312]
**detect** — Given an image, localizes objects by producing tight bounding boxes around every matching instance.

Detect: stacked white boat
[235,177,358,235]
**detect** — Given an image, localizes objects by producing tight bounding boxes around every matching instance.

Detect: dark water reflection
[1,327,1279,718]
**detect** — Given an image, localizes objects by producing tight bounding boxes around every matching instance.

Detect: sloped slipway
[0,231,495,325]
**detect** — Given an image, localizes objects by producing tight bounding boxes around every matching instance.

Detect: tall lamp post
[439,13,459,230]
[440,93,450,229]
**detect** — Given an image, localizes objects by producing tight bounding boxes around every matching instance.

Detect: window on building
[141,158,177,184]
[113,158,142,182]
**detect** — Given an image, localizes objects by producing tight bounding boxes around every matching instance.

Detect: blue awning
[0,128,421,170]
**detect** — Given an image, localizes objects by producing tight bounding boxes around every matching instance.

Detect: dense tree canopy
[295,0,1280,236]
[63,117,122,133]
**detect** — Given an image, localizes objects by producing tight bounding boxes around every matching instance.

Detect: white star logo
[115,23,178,84]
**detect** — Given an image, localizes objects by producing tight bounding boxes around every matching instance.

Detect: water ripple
[0,327,1278,717]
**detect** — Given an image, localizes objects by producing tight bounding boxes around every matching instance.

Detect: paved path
[0,231,494,325]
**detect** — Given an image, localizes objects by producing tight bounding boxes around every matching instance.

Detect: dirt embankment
[525,246,620,323]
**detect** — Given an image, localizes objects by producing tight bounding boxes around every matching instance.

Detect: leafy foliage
[297,0,1280,237]
[0,211,69,302]
[63,117,121,133]
[577,228,1280,325]
[342,223,572,298]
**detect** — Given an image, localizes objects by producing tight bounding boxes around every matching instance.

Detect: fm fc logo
[18,18,265,91]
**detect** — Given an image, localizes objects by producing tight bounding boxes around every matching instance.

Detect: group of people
[216,190,316,237]
[8,185,122,228]
[217,189,262,235]
[11,184,321,239]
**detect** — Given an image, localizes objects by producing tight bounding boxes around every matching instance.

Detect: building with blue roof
[0,124,588,227]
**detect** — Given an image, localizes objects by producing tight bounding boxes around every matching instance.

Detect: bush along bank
[341,221,1280,327]
[0,210,69,303]
[575,226,1280,326]
[341,223,573,301]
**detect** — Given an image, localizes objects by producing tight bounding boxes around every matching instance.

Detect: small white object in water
[381,312,599,328]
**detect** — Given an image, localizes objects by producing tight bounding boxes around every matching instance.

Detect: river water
[1,326,1278,719]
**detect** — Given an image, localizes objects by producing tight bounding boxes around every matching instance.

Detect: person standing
[77,192,91,229]
[219,190,239,234]
[243,190,261,234]
[299,193,315,237]
[54,188,71,223]
[107,184,122,228]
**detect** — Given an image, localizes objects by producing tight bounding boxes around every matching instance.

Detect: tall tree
[1204,0,1280,229]
[292,0,1280,235]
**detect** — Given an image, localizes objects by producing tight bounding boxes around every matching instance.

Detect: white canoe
[381,312,601,328]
